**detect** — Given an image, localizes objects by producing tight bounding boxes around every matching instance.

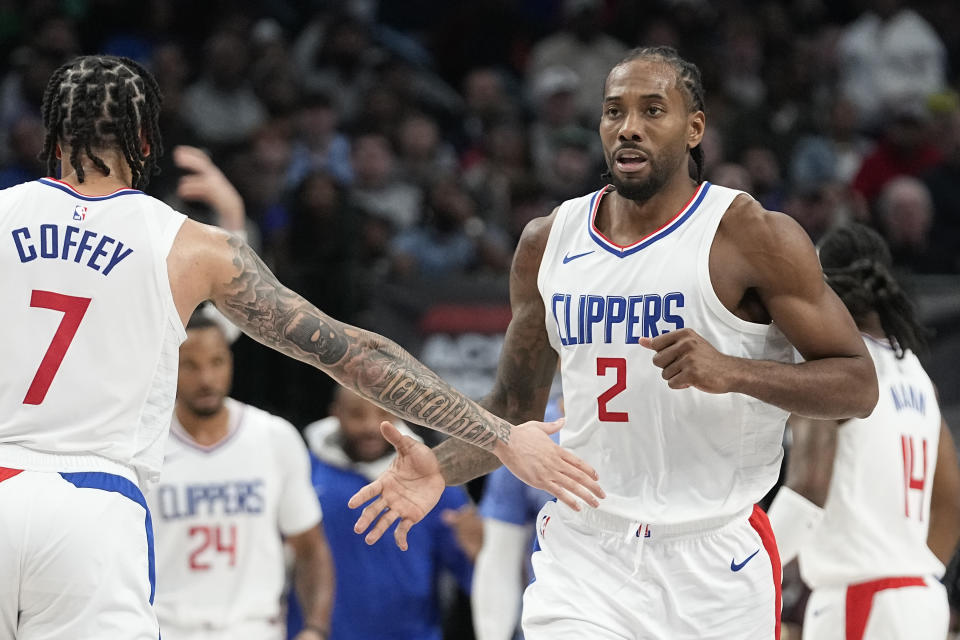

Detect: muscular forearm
[726,355,877,419]
[216,238,514,451]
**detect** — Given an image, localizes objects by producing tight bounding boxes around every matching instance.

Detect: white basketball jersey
[148,399,321,630]
[537,182,795,524]
[0,178,186,485]
[799,337,944,589]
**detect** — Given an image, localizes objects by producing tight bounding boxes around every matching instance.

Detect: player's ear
[687,110,705,150]
[140,129,151,157]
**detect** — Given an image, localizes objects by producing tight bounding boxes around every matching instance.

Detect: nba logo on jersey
[73,205,87,221]
[539,514,551,538]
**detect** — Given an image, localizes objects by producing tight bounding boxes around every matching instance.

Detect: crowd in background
[3,1,960,636]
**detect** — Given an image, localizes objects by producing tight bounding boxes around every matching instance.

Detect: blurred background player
[149,310,334,640]
[287,385,478,640]
[471,395,562,640]
[768,222,960,640]
[0,54,601,640]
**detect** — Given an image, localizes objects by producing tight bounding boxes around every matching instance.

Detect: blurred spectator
[922,108,960,272]
[0,17,77,164]
[783,182,848,244]
[877,175,937,272]
[527,0,627,124]
[852,100,943,206]
[288,387,478,640]
[464,120,533,230]
[292,11,380,120]
[396,112,459,189]
[790,98,874,191]
[742,146,787,212]
[391,178,511,280]
[349,131,422,230]
[709,162,754,193]
[541,126,599,204]
[229,122,294,234]
[150,312,334,640]
[528,65,600,190]
[183,30,268,147]
[460,68,521,154]
[837,0,946,128]
[286,91,353,190]
[0,114,43,188]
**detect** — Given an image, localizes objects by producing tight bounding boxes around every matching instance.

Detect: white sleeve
[274,419,322,536]
[472,518,531,640]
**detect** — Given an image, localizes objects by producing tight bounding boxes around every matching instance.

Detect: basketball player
[349,46,879,639]
[767,223,960,640]
[0,55,602,639]
[149,312,333,640]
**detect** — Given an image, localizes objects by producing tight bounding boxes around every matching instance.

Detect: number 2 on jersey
[597,357,629,422]
[24,290,92,405]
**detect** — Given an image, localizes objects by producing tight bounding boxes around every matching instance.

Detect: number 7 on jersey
[23,290,92,405]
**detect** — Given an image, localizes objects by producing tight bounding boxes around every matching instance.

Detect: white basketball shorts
[522,500,781,640]
[0,466,158,639]
[802,575,948,640]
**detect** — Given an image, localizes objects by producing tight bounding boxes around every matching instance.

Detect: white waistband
[557,501,753,540]
[0,443,139,485]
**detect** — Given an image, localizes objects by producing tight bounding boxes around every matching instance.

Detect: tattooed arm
[435,213,560,485]
[168,220,600,502]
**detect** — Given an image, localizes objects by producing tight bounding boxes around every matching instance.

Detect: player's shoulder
[0,179,41,209]
[718,193,816,263]
[230,399,302,443]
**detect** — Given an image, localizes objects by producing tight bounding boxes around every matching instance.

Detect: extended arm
[435,214,560,485]
[287,524,335,640]
[928,421,960,565]
[643,203,877,419]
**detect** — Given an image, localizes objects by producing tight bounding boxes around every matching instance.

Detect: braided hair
[818,223,928,358]
[40,55,163,190]
[602,46,707,183]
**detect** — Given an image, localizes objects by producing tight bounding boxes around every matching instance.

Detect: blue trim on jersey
[59,471,156,604]
[587,182,711,258]
[37,178,143,201]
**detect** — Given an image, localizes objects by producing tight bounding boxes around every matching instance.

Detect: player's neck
[857,311,887,342]
[175,402,232,447]
[599,174,700,245]
[57,150,134,195]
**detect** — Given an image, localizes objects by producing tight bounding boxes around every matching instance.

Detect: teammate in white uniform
[768,223,960,640]
[149,313,333,640]
[351,46,878,639]
[0,55,601,640]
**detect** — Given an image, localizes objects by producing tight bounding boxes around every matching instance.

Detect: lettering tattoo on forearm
[218,237,511,449]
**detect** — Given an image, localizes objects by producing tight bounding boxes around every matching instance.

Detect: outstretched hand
[348,421,445,550]
[494,418,605,511]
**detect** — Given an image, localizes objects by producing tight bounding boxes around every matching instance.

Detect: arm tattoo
[216,237,512,450]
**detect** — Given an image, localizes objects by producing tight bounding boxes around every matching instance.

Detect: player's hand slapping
[640,327,734,392]
[349,420,604,550]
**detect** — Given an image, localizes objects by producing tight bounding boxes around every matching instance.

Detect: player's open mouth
[615,151,648,172]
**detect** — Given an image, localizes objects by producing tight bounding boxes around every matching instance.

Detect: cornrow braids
[604,46,707,183]
[818,223,929,358]
[40,55,163,190]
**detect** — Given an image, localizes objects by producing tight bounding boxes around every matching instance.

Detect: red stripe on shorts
[845,576,926,640]
[749,504,782,640]
[0,467,23,483]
